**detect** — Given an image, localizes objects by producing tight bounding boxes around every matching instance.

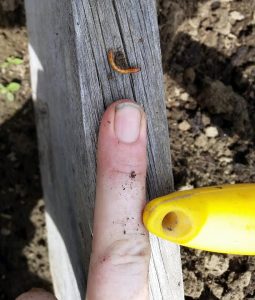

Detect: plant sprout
[1,56,24,68]
[0,82,21,101]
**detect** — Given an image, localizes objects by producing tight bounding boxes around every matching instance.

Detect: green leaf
[0,85,7,94]
[6,82,21,93]
[0,62,8,68]
[0,89,7,95]
[6,92,14,101]
[7,57,23,65]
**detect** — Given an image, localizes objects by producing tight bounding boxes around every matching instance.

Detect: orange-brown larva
[107,49,141,74]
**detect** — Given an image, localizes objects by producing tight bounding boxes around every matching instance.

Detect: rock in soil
[204,254,229,276]
[183,270,204,298]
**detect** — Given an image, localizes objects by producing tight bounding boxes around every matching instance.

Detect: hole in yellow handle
[162,211,192,239]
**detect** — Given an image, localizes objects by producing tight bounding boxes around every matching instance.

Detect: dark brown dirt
[0,3,52,299]
[0,0,254,299]
[159,0,255,299]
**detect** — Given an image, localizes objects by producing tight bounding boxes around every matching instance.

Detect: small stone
[178,120,191,131]
[195,134,208,148]
[183,68,196,84]
[205,254,229,276]
[202,31,218,48]
[183,270,204,298]
[200,18,211,30]
[222,292,242,300]
[209,282,224,299]
[184,101,197,110]
[224,149,232,157]
[180,92,189,102]
[205,126,219,138]
[194,249,203,256]
[162,1,171,9]
[173,87,181,97]
[202,114,211,126]
[189,27,199,37]
[172,101,180,108]
[217,22,231,35]
[188,19,200,29]
[229,271,252,289]
[222,272,251,300]
[230,11,245,21]
[215,10,232,35]
[171,109,185,121]
[211,1,221,11]
[1,0,17,12]
[0,213,11,220]
[219,157,232,163]
[1,228,11,236]
[7,152,17,162]
[178,185,194,191]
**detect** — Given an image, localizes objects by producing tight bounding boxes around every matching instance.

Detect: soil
[0,3,52,299]
[0,0,255,299]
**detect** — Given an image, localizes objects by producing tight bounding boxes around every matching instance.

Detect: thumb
[86,100,150,300]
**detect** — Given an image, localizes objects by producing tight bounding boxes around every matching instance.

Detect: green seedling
[1,56,23,68]
[0,82,21,101]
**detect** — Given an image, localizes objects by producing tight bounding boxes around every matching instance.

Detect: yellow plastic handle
[143,184,255,255]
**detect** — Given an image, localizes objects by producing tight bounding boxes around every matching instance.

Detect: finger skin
[16,289,57,300]
[86,100,150,300]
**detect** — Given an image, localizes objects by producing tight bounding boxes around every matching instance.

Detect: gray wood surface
[25,0,184,299]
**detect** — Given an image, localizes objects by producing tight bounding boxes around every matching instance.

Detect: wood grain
[25,0,184,299]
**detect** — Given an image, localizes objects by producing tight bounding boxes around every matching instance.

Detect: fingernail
[115,102,142,143]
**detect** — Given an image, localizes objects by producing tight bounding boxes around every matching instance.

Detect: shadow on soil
[0,2,25,28]
[167,32,255,139]
[0,100,52,299]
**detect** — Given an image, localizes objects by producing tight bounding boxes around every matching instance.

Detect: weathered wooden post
[25,0,184,299]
